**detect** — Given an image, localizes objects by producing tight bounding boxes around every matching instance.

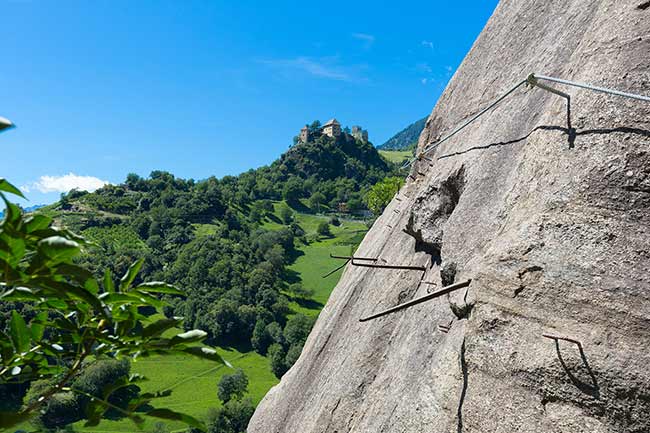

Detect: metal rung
[534,74,650,102]
[329,253,378,261]
[350,259,426,272]
[542,333,583,348]
[359,279,471,322]
[321,260,349,278]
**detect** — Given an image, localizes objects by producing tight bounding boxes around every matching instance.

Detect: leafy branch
[0,178,226,431]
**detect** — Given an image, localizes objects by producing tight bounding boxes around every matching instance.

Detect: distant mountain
[377,116,427,150]
[0,204,45,219]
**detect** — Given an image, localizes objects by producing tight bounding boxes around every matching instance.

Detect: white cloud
[352,33,375,48]
[23,173,110,194]
[421,78,428,85]
[258,56,366,82]
[421,40,434,49]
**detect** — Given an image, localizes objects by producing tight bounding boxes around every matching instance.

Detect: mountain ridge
[377,116,427,150]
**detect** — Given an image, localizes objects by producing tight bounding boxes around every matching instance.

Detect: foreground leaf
[9,311,30,353]
[182,346,229,366]
[120,259,144,292]
[38,236,80,262]
[0,178,25,199]
[134,281,184,295]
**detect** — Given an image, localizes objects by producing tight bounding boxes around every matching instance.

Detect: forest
[1,131,405,432]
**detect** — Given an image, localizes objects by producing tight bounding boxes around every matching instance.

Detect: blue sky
[1,0,498,205]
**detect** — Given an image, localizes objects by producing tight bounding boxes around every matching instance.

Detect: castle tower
[299,125,309,143]
[322,118,341,138]
[352,125,368,142]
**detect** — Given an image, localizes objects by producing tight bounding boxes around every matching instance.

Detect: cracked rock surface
[248,0,650,431]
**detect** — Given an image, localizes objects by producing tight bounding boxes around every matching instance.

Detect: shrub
[206,398,255,433]
[316,221,331,237]
[217,369,249,404]
[279,206,293,224]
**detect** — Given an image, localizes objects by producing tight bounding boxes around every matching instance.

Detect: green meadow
[379,149,413,165]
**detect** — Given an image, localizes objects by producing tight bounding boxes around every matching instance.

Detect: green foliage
[1,126,392,428]
[279,206,293,224]
[308,192,326,213]
[25,359,139,430]
[217,369,248,404]
[0,179,224,431]
[282,178,303,204]
[267,343,287,378]
[316,221,332,237]
[263,314,315,379]
[284,343,303,367]
[363,176,404,216]
[283,314,315,347]
[205,398,255,433]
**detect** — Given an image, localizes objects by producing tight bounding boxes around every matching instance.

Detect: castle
[299,119,368,143]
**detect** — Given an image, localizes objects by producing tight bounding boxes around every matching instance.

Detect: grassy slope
[63,202,367,433]
[263,202,367,316]
[379,149,413,165]
[72,333,277,433]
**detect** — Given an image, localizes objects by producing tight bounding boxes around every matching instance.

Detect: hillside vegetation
[377,116,427,150]
[6,131,399,431]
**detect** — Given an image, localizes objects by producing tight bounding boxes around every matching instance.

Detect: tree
[0,178,225,432]
[125,173,142,189]
[25,359,140,430]
[264,244,285,271]
[283,314,315,347]
[268,343,288,378]
[251,320,272,354]
[217,369,249,404]
[308,120,321,131]
[316,221,332,237]
[363,176,404,216]
[59,191,71,210]
[206,398,255,433]
[282,178,303,204]
[279,206,293,225]
[285,343,303,367]
[308,192,326,213]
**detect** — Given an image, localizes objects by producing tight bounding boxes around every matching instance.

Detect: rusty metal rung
[321,260,349,278]
[542,333,583,347]
[329,254,377,261]
[359,279,472,322]
[350,259,426,272]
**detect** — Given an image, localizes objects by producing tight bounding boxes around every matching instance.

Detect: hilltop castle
[299,119,368,143]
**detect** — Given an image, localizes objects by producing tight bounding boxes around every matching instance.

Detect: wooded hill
[377,116,427,150]
[28,133,395,368]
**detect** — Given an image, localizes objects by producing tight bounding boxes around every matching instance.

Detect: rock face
[248,1,650,432]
